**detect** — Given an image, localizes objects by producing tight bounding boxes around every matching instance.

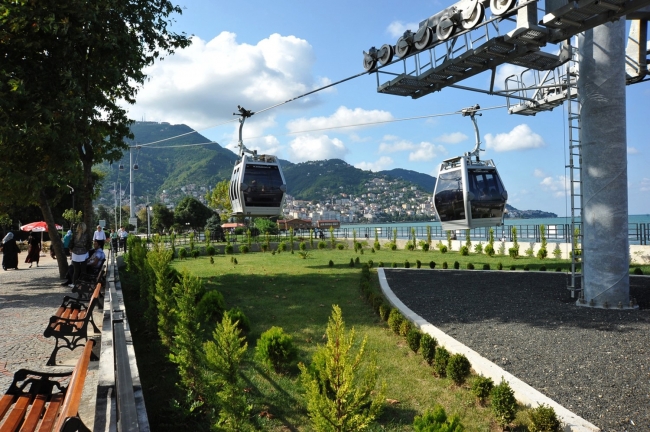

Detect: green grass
[121,244,646,431]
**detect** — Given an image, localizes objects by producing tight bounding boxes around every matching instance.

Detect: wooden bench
[43,284,102,366]
[0,340,94,432]
[71,261,106,302]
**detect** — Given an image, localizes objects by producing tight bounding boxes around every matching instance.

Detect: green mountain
[377,168,436,192]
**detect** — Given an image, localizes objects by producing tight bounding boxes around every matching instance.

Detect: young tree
[299,305,385,431]
[206,179,232,214]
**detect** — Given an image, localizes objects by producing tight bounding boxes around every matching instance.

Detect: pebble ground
[384,269,650,432]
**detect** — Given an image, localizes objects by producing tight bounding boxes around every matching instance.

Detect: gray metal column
[578,20,635,309]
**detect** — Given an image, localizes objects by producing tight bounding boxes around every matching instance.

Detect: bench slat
[0,394,16,424]
[52,341,94,432]
[0,393,31,432]
[34,393,63,432]
[18,394,46,432]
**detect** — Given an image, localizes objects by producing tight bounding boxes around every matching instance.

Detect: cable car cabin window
[243,164,284,207]
[468,170,506,220]
[434,171,465,222]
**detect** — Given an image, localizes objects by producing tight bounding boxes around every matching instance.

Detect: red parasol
[20,221,63,232]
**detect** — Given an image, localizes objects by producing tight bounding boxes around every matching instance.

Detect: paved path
[0,254,101,428]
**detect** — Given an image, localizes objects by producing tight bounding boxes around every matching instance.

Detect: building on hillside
[277,218,313,231]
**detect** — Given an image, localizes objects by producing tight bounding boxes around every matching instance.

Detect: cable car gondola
[229,106,287,217]
[433,105,508,231]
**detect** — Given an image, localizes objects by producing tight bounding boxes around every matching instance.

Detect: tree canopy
[174,197,214,230]
[206,179,232,215]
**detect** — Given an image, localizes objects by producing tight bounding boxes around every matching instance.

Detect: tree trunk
[38,190,69,278]
[80,143,96,232]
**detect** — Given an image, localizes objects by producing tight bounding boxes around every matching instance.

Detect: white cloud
[387,21,420,38]
[287,134,347,162]
[378,140,415,153]
[640,178,650,192]
[533,169,545,178]
[286,106,393,133]
[123,32,323,130]
[355,157,394,172]
[540,175,570,197]
[409,142,447,162]
[434,132,468,144]
[484,124,545,152]
[225,115,282,155]
[628,146,640,154]
[493,64,527,90]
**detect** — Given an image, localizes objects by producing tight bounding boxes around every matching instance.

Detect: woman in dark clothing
[24,233,41,268]
[68,223,91,286]
[1,232,20,270]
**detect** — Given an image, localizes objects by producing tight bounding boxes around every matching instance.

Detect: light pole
[120,145,139,230]
[147,203,152,242]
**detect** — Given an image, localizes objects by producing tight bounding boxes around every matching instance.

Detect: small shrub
[406,243,415,251]
[404,260,410,268]
[226,307,251,333]
[437,243,448,253]
[299,242,307,251]
[318,241,326,249]
[537,248,548,260]
[552,243,562,259]
[378,261,384,267]
[415,260,421,269]
[523,264,530,271]
[422,243,430,252]
[399,320,412,337]
[392,262,398,268]
[483,263,490,270]
[191,249,200,259]
[278,241,288,252]
[379,303,390,321]
[497,262,503,270]
[633,267,644,275]
[232,258,238,265]
[374,241,381,250]
[474,242,483,254]
[510,265,516,271]
[337,243,345,250]
[429,261,436,269]
[555,267,562,272]
[355,256,360,265]
[442,261,448,269]
[406,328,421,352]
[453,261,460,269]
[196,290,226,335]
[433,346,450,377]
[255,326,297,371]
[328,260,334,267]
[206,245,216,256]
[459,246,469,256]
[225,244,234,255]
[209,256,214,264]
[367,259,374,268]
[528,404,562,432]
[420,333,437,365]
[413,405,464,432]
[446,353,471,385]
[471,375,494,404]
[239,244,250,254]
[484,244,495,257]
[508,247,519,259]
[539,265,546,271]
[390,243,397,251]
[370,248,375,253]
[466,263,474,270]
[178,247,188,259]
[491,379,517,428]
[525,243,535,257]
[387,309,404,334]
[349,258,355,267]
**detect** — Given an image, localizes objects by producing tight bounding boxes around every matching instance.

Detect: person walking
[62,229,73,256]
[69,222,91,286]
[93,225,106,250]
[119,226,128,253]
[110,228,119,254]
[24,232,41,268]
[1,232,20,270]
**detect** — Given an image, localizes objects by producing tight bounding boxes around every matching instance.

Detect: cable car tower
[433,105,508,230]
[229,106,287,217]
[363,0,649,309]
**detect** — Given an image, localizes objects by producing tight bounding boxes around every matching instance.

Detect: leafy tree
[174,196,214,230]
[299,305,385,431]
[207,179,232,214]
[254,217,278,234]
[152,203,174,233]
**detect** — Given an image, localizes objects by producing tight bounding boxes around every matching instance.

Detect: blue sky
[122,0,650,216]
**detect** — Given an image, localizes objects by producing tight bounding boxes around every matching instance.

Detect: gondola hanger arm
[461,104,483,160]
[234,105,256,158]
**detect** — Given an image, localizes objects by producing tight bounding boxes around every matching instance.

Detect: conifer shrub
[509,247,519,258]
[318,241,327,249]
[539,265,546,271]
[552,243,562,259]
[178,247,188,259]
[484,244,495,257]
[510,265,516,270]
[433,346,450,377]
[191,249,200,259]
[278,241,288,251]
[528,404,562,432]
[633,267,644,275]
[404,260,410,268]
[390,243,398,251]
[374,241,381,250]
[370,248,375,253]
[367,259,374,268]
[466,262,474,269]
[256,326,297,371]
[413,405,464,432]
[392,262,398,268]
[337,243,345,250]
[225,306,251,334]
[406,243,415,251]
[460,246,469,256]
[442,261,448,269]
[210,256,214,264]
[196,290,226,336]
[239,245,250,254]
[328,260,334,267]
[483,263,490,270]
[446,353,471,385]
[420,333,437,365]
[437,244,448,253]
[430,261,436,269]
[497,262,503,270]
[206,245,216,256]
[225,244,234,255]
[232,257,238,265]
[416,260,421,268]
[474,242,483,254]
[372,297,383,314]
[349,258,355,267]
[355,256,360,265]
[406,328,421,353]
[299,241,307,251]
[422,243,430,252]
[471,375,494,405]
[453,261,460,269]
[379,303,390,321]
[523,264,530,271]
[537,248,548,260]
[491,379,517,428]
[555,267,562,272]
[399,319,411,337]
[378,261,384,267]
[387,308,404,334]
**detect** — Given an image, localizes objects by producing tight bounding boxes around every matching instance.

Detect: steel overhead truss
[368,0,650,99]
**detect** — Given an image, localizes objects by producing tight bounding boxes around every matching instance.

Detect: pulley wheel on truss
[460,2,485,30]
[363,49,377,71]
[377,44,394,66]
[395,30,414,58]
[436,16,456,41]
[490,0,515,17]
[414,26,434,50]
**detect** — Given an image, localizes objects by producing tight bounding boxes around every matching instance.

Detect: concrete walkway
[0,254,101,429]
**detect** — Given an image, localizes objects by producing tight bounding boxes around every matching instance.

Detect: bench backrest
[53,340,94,431]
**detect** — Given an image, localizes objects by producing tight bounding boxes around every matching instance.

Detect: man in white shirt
[118,226,128,253]
[93,225,107,249]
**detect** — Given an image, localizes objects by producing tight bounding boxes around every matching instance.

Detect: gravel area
[383,269,650,432]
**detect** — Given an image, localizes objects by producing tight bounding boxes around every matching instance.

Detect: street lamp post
[147,203,152,242]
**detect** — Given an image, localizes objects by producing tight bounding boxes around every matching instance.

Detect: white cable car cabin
[229,106,287,217]
[433,105,508,230]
